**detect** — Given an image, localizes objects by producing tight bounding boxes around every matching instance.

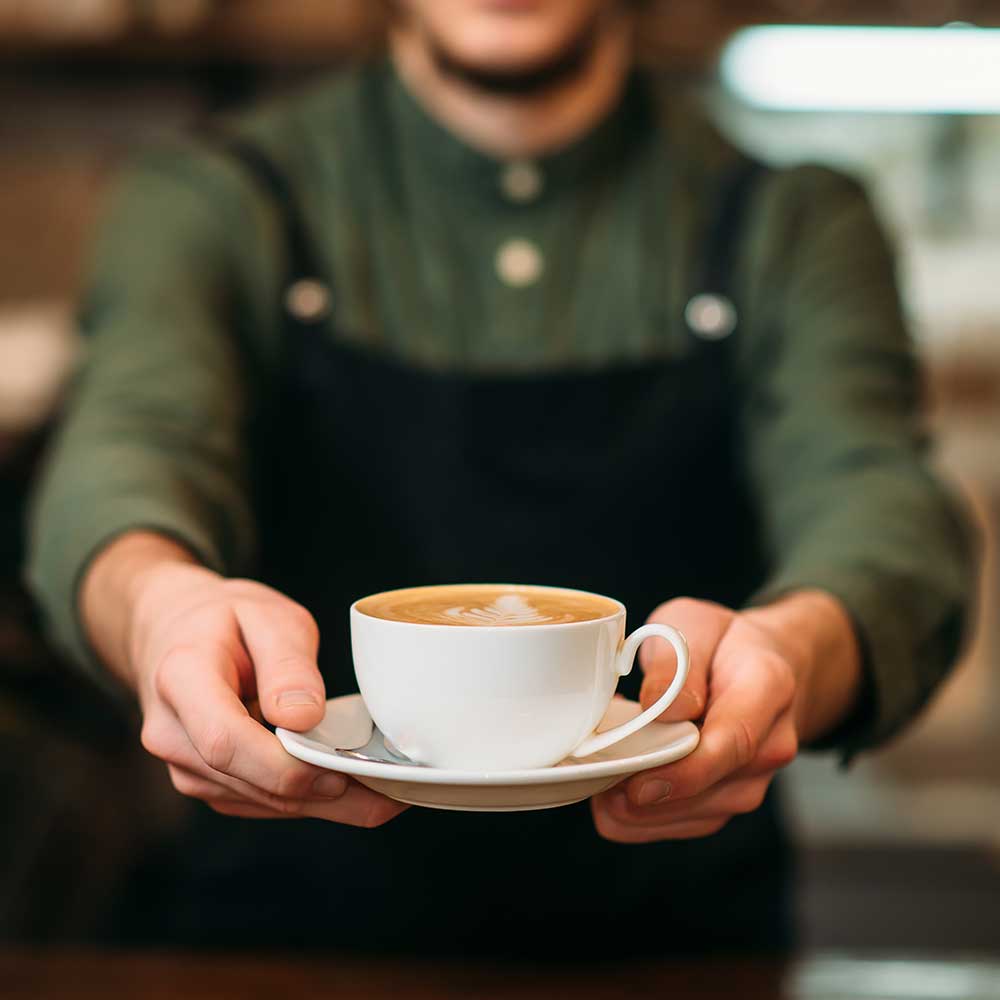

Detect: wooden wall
[3,0,1000,70]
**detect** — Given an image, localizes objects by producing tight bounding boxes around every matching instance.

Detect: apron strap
[209,134,334,329]
[685,159,769,343]
[211,133,768,345]
[700,160,768,296]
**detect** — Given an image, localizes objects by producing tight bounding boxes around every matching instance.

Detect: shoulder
[220,64,376,167]
[645,75,872,226]
[111,64,377,224]
[644,74,755,192]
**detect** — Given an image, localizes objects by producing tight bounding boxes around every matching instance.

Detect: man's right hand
[81,531,407,827]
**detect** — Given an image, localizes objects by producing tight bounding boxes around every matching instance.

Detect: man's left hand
[591,591,860,843]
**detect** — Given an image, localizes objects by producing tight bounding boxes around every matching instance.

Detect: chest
[310,131,700,371]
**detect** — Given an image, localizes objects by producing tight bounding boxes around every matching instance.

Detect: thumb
[234,598,326,731]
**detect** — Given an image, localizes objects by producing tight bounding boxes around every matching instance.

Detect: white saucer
[277,695,699,812]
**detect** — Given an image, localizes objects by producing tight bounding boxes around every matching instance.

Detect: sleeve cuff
[747,565,960,766]
[26,497,229,699]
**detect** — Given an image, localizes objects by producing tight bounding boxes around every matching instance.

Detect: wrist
[743,589,862,744]
[81,530,207,690]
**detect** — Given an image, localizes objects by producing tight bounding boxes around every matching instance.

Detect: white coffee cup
[350,584,689,771]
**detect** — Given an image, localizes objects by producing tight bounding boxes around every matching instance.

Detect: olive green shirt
[27,63,973,760]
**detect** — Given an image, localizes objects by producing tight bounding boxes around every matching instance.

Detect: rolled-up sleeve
[741,165,976,762]
[27,149,264,683]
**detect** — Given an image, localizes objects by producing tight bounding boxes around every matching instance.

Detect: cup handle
[570,624,689,759]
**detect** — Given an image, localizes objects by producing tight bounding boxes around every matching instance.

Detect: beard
[425,11,606,97]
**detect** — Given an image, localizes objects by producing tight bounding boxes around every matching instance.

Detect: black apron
[116,136,793,960]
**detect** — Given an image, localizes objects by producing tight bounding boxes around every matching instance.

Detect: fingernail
[277,690,320,709]
[313,773,347,798]
[636,779,672,806]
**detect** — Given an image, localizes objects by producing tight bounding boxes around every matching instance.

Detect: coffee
[351,583,690,769]
[356,584,618,627]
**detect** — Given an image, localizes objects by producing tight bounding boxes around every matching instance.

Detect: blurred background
[1,0,998,957]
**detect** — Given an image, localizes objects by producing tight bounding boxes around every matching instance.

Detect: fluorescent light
[720,25,1000,114]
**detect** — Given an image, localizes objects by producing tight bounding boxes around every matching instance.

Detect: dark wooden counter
[3,952,1000,1000]
[0,951,785,1000]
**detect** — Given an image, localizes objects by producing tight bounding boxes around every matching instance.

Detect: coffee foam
[356,585,618,627]
[442,594,563,626]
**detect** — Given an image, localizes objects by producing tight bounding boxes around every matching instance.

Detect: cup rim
[350,582,625,631]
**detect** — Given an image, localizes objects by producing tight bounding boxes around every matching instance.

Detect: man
[29,0,972,957]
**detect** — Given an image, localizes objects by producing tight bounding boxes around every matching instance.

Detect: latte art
[356,584,619,627]
[442,594,567,626]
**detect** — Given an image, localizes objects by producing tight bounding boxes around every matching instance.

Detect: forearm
[743,589,862,744]
[25,144,266,682]
[80,530,203,690]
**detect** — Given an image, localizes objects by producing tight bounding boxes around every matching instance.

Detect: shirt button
[286,278,332,323]
[685,293,737,340]
[499,160,543,203]
[496,238,544,288]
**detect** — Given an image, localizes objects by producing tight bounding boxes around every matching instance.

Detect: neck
[390,14,633,160]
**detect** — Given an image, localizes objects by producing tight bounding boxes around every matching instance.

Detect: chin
[401,0,611,78]
[443,19,581,75]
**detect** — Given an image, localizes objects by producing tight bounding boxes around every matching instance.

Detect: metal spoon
[327,697,422,765]
[335,725,424,767]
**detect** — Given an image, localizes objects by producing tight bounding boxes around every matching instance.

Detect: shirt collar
[382,60,655,208]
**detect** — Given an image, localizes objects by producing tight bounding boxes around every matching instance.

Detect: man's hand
[82,532,407,827]
[591,592,861,843]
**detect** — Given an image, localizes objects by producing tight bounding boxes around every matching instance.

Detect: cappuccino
[355,584,618,628]
[350,582,690,769]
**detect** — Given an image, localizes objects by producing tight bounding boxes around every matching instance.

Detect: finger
[234,596,326,731]
[147,699,395,828]
[591,799,727,844]
[157,644,333,800]
[165,760,342,816]
[169,763,408,828]
[166,760,325,815]
[145,701,342,808]
[596,819,728,844]
[151,704,348,809]
[607,711,795,814]
[599,775,771,827]
[612,710,798,814]
[246,697,265,726]
[167,763,232,802]
[627,653,791,801]
[300,783,411,829]
[211,800,291,819]
[639,598,735,722]
[740,710,798,777]
[141,704,194,764]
